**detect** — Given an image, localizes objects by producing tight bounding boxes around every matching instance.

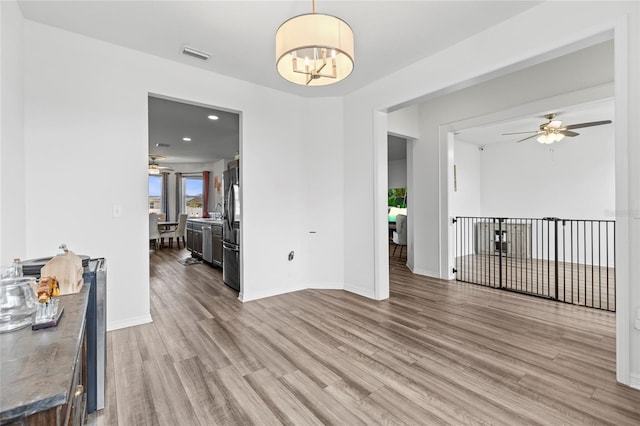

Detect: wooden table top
[0,285,89,423]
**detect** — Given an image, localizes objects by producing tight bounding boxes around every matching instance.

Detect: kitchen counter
[187,218,224,225]
[0,285,89,424]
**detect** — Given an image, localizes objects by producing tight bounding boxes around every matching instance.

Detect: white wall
[20,20,344,329]
[0,1,26,265]
[408,40,615,280]
[388,159,407,189]
[453,123,616,264]
[478,122,615,219]
[299,98,345,290]
[451,140,482,219]
[342,2,639,387]
[211,158,228,212]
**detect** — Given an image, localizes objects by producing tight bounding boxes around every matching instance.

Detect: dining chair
[161,213,188,248]
[149,214,161,250]
[392,214,407,258]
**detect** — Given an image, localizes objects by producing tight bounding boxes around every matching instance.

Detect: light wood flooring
[89,247,640,425]
[456,254,616,311]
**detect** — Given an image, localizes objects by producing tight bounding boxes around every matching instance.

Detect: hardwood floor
[455,254,616,311]
[90,247,640,425]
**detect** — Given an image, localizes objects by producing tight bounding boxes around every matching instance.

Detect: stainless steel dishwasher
[202,224,213,263]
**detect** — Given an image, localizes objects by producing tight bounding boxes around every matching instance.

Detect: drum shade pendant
[276,0,354,86]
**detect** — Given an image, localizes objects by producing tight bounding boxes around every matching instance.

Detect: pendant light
[275,0,354,86]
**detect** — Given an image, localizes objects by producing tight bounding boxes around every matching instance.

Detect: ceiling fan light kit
[275,0,354,86]
[537,132,565,144]
[148,154,173,174]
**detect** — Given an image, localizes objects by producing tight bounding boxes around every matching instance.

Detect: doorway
[147,94,241,292]
[387,135,408,263]
[374,29,631,382]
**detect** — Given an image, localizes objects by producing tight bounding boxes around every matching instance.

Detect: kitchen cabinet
[186,227,194,252]
[476,222,532,258]
[212,224,223,267]
[0,286,90,425]
[187,220,204,257]
[187,219,223,267]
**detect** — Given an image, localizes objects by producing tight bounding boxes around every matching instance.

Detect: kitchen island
[0,285,90,425]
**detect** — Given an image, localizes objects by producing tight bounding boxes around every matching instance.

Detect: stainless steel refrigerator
[222,166,240,291]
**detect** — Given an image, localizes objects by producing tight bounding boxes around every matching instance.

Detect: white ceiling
[148,97,239,163]
[456,99,615,147]
[26,1,611,164]
[17,1,541,98]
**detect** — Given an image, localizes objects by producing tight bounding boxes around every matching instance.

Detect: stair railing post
[498,218,504,289]
[553,218,559,300]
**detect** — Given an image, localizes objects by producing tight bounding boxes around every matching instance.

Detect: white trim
[613,15,631,386]
[239,281,345,302]
[107,314,153,332]
[629,374,640,390]
[373,110,390,300]
[407,264,440,279]
[344,284,377,299]
[309,282,346,290]
[239,285,305,302]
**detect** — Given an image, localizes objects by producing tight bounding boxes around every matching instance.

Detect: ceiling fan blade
[501,130,538,135]
[516,134,540,143]
[564,120,612,130]
[560,130,580,137]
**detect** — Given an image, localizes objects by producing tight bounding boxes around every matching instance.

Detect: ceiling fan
[502,113,612,144]
[148,155,173,175]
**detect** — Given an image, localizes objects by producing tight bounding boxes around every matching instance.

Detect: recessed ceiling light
[182,137,191,142]
[208,115,219,120]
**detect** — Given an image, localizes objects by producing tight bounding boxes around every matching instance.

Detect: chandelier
[275,0,354,86]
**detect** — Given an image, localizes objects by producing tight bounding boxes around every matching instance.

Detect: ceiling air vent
[182,45,210,61]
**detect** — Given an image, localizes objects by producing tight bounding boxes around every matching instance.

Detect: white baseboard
[343,284,376,299]
[309,281,344,290]
[408,265,440,278]
[107,313,153,332]
[629,373,640,390]
[240,284,306,302]
[239,282,345,302]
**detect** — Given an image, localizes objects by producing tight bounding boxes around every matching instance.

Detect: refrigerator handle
[230,184,236,225]
[226,184,233,230]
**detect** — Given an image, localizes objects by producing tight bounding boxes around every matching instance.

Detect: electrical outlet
[288,251,294,261]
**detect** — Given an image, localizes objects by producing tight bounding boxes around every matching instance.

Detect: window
[182,176,203,217]
[148,175,162,214]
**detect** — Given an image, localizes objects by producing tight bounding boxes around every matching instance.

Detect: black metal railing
[454,216,615,311]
